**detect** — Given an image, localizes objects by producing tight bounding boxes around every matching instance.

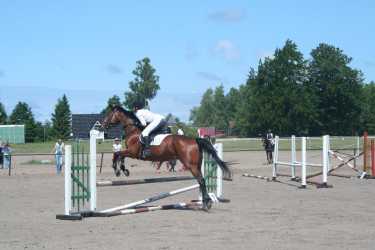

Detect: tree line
[0,57,179,142]
[0,95,71,142]
[190,40,375,136]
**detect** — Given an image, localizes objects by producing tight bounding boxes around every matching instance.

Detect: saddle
[148,124,171,143]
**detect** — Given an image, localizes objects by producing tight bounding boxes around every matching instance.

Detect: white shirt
[113,143,122,152]
[177,128,184,135]
[135,109,164,126]
[55,142,64,154]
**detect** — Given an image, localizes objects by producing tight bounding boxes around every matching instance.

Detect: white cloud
[208,9,246,22]
[213,40,240,61]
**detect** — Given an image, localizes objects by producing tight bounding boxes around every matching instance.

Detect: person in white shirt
[53,139,64,175]
[177,128,184,136]
[133,101,166,158]
[112,138,122,153]
[266,129,275,146]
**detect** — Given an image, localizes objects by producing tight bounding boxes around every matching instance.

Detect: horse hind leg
[188,163,212,211]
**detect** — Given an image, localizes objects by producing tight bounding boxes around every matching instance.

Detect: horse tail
[196,138,232,180]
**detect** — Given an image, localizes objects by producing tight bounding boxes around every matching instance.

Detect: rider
[266,129,275,148]
[133,100,166,159]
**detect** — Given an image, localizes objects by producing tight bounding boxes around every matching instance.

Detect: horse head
[101,105,143,132]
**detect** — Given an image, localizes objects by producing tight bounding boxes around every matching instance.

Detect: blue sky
[0,0,374,122]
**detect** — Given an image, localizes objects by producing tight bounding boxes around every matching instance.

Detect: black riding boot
[141,136,152,159]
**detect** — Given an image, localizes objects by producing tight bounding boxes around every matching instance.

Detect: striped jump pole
[95,201,202,217]
[99,184,200,214]
[242,173,271,181]
[96,176,194,187]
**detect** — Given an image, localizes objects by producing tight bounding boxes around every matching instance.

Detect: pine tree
[124,57,160,109]
[51,95,72,139]
[0,102,7,124]
[9,102,37,142]
[101,95,122,114]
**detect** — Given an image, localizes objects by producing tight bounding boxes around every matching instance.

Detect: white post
[64,145,72,215]
[322,135,329,185]
[215,143,223,198]
[301,137,307,188]
[291,135,296,179]
[272,136,279,180]
[89,131,97,212]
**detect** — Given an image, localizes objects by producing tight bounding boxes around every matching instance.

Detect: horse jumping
[101,106,231,210]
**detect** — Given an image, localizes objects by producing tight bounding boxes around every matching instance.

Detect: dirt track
[1,151,375,250]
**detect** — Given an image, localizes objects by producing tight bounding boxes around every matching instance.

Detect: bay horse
[101,106,231,211]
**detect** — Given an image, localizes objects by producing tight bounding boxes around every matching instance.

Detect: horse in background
[261,134,274,164]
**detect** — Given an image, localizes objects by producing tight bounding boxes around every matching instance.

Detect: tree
[0,102,7,124]
[101,95,122,114]
[236,40,314,136]
[360,82,375,134]
[308,43,363,135]
[190,88,215,127]
[212,85,228,130]
[234,69,256,136]
[124,57,160,108]
[51,95,72,139]
[9,102,37,142]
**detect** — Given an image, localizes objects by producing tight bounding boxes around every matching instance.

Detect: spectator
[177,128,184,136]
[3,142,12,169]
[53,139,64,175]
[0,141,3,168]
[112,138,122,153]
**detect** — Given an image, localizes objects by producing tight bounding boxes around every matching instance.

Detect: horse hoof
[124,169,130,176]
[202,200,212,211]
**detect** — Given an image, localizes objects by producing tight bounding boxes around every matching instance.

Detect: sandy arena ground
[1,150,375,250]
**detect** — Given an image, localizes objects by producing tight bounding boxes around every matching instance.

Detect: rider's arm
[135,110,147,126]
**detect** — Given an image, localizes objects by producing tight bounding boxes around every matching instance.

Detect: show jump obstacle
[271,135,331,188]
[56,130,224,220]
[244,134,373,188]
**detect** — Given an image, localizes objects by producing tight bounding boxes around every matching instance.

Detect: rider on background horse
[133,100,166,159]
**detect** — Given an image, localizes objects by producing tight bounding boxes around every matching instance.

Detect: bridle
[105,109,140,135]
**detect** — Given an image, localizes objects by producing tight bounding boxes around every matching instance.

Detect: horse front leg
[113,150,133,177]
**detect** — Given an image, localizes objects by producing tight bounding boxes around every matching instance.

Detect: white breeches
[141,118,163,137]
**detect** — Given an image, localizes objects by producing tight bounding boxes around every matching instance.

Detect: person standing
[2,142,12,169]
[177,127,184,136]
[113,138,122,153]
[266,129,275,146]
[53,139,64,175]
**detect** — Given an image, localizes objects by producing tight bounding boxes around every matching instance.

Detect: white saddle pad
[150,134,171,146]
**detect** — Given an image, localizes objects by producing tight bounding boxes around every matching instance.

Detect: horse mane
[113,105,144,130]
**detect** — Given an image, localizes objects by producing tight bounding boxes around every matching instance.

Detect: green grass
[8,136,363,154]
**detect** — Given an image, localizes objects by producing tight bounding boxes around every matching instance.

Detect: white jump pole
[89,131,97,212]
[291,135,296,179]
[64,145,72,215]
[215,143,223,198]
[322,135,329,185]
[301,137,307,188]
[272,136,279,180]
[100,184,200,213]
